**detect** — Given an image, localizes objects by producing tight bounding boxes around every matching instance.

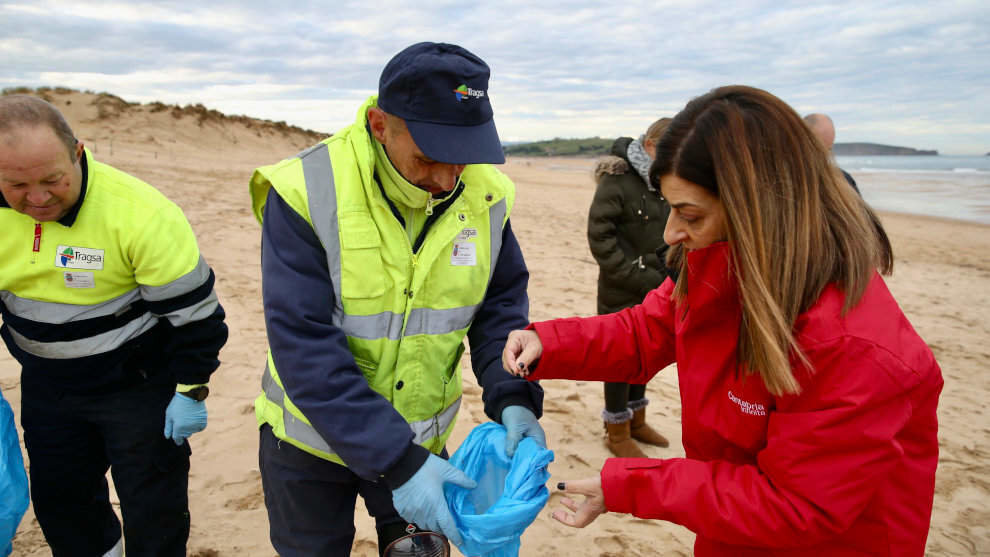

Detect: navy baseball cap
[378,42,505,165]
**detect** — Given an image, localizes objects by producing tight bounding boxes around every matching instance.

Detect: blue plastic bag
[1,388,29,557]
[445,422,554,557]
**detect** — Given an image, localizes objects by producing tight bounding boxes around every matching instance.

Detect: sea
[837,155,990,225]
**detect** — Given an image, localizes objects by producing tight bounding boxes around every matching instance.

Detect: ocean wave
[836,156,990,174]
[850,167,990,174]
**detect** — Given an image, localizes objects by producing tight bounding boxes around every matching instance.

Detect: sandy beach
[4,90,989,556]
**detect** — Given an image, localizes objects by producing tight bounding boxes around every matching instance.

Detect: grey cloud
[2,0,987,153]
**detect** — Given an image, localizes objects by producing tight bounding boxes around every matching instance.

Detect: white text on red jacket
[728,391,767,416]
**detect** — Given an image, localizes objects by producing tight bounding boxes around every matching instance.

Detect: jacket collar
[373,136,431,210]
[683,241,740,315]
[57,148,90,227]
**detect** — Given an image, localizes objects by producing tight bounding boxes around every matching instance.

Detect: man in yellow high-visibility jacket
[252,42,546,555]
[0,95,228,557]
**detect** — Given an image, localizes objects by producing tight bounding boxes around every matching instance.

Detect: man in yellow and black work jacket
[0,95,228,557]
[251,42,546,555]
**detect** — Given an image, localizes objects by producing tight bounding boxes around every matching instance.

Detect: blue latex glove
[391,453,477,546]
[163,392,207,446]
[501,405,546,458]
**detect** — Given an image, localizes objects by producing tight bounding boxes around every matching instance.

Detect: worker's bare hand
[552,476,607,528]
[502,329,542,377]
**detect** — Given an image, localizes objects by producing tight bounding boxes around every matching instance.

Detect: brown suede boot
[604,420,647,458]
[630,407,670,448]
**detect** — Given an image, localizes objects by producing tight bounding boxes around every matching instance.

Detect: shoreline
[876,209,990,228]
[506,156,990,227]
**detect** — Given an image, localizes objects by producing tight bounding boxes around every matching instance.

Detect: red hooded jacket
[527,242,942,556]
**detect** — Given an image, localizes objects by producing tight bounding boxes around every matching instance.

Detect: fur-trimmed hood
[594,136,635,181]
[594,155,630,181]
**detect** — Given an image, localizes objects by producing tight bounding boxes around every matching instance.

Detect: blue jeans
[20,373,190,557]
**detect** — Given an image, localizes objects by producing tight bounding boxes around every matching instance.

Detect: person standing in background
[804,113,860,194]
[587,118,673,458]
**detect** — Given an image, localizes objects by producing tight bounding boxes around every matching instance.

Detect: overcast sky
[2,0,988,154]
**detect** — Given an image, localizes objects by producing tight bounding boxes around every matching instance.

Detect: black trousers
[600,303,648,414]
[20,374,190,557]
[604,382,647,414]
[259,424,419,557]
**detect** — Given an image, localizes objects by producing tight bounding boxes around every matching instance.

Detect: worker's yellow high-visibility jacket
[250,97,515,466]
[0,149,225,390]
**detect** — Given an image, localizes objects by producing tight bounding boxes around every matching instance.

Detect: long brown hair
[650,85,893,395]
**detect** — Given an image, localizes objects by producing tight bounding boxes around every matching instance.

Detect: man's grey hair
[0,95,78,161]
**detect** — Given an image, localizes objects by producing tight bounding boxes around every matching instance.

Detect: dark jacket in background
[841,168,861,194]
[588,137,671,315]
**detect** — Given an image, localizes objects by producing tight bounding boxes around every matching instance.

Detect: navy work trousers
[20,373,191,557]
[259,424,417,556]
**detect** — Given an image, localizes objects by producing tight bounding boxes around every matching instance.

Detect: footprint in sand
[225,489,264,511]
[565,453,590,468]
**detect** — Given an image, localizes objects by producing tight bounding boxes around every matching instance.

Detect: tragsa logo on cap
[378,42,505,165]
[453,84,485,102]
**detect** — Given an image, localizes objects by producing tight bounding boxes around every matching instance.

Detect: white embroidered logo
[728,391,766,416]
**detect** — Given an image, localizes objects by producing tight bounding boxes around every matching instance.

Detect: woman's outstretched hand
[502,329,543,377]
[552,476,607,528]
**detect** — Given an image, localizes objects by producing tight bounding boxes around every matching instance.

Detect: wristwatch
[177,385,209,402]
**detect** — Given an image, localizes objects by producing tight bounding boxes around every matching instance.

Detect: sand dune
[3,89,988,556]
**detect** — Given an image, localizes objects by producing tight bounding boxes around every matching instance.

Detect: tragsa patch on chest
[53,245,105,270]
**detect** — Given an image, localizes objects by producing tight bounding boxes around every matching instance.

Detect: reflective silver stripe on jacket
[298,145,507,340]
[298,143,345,326]
[487,198,506,282]
[261,363,460,452]
[404,305,475,336]
[140,256,212,301]
[161,290,219,327]
[262,366,337,454]
[409,394,461,444]
[0,257,213,324]
[6,313,159,359]
[342,312,405,341]
[142,256,219,326]
[102,537,123,557]
[1,255,217,356]
[1,288,142,324]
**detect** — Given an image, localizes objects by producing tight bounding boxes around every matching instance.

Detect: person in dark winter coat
[587,118,673,458]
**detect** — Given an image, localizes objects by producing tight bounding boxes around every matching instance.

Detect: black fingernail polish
[518,361,525,369]
[557,482,565,490]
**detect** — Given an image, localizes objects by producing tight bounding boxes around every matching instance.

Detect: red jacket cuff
[602,457,666,514]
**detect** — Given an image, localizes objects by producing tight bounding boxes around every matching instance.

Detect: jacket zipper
[32,222,42,264]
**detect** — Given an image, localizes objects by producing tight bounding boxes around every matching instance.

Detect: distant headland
[504,137,939,157]
[832,143,937,156]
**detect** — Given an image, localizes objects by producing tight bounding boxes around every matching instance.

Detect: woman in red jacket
[503,85,942,556]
